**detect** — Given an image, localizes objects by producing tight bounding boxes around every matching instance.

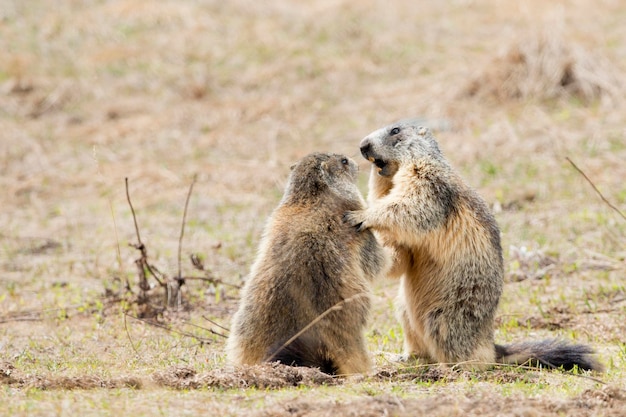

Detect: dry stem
[566,157,626,222]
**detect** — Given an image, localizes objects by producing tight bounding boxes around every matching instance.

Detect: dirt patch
[373,365,457,383]
[3,361,626,416]
[28,376,143,390]
[2,361,142,390]
[2,361,336,391]
[152,363,338,390]
[1,362,20,385]
[254,395,460,417]
[254,385,626,417]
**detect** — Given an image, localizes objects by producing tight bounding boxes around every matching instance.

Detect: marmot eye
[341,158,349,165]
[390,127,401,135]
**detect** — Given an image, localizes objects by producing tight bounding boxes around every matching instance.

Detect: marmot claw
[343,211,367,231]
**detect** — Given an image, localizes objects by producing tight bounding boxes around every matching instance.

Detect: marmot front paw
[343,210,368,232]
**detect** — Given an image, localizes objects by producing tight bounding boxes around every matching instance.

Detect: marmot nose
[360,141,371,158]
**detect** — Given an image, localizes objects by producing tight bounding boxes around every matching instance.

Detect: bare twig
[174,176,199,310]
[189,254,241,289]
[177,175,198,282]
[125,313,214,344]
[179,319,227,338]
[0,316,41,324]
[0,302,114,324]
[566,157,626,222]
[182,275,241,289]
[125,177,143,248]
[202,315,231,334]
[123,311,140,356]
[265,293,368,362]
[124,177,232,310]
[125,177,165,289]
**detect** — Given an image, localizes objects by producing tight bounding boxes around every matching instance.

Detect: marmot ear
[290,163,296,171]
[319,161,331,180]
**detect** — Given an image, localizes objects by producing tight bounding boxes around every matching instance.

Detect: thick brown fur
[226,152,388,375]
[345,120,603,372]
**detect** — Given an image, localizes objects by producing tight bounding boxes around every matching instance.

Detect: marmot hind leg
[266,336,339,375]
[421,307,496,369]
[266,332,372,375]
[333,343,372,375]
[396,293,432,363]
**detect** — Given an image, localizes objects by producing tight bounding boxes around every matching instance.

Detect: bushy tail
[265,336,338,375]
[495,339,603,371]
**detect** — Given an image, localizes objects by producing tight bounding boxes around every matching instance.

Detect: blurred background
[1,0,624,381]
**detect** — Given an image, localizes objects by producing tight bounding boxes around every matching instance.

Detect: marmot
[344,120,602,371]
[226,152,388,375]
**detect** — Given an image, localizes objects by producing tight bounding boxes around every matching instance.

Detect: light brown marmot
[226,152,388,375]
[345,120,602,371]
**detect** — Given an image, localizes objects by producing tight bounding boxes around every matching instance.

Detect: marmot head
[359,121,443,177]
[282,152,363,205]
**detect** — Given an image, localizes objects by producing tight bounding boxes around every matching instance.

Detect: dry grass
[464,29,625,104]
[1,0,626,415]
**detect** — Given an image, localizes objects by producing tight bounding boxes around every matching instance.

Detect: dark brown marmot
[227,152,388,374]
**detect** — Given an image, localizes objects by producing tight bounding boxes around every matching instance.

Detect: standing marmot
[345,120,602,371]
[226,152,388,375]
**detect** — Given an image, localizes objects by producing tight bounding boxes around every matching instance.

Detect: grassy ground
[1,0,625,415]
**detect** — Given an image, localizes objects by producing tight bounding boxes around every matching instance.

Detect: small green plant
[617,342,626,362]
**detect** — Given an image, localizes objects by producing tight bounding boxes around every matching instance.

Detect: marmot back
[226,152,388,375]
[345,121,602,372]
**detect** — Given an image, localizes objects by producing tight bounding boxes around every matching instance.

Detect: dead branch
[179,319,228,339]
[190,253,241,289]
[0,315,41,324]
[202,315,230,334]
[0,299,119,324]
[125,177,165,298]
[124,313,215,344]
[566,157,626,222]
[125,178,143,252]
[123,177,231,311]
[123,311,140,356]
[179,275,237,286]
[177,174,197,284]
[168,175,199,310]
